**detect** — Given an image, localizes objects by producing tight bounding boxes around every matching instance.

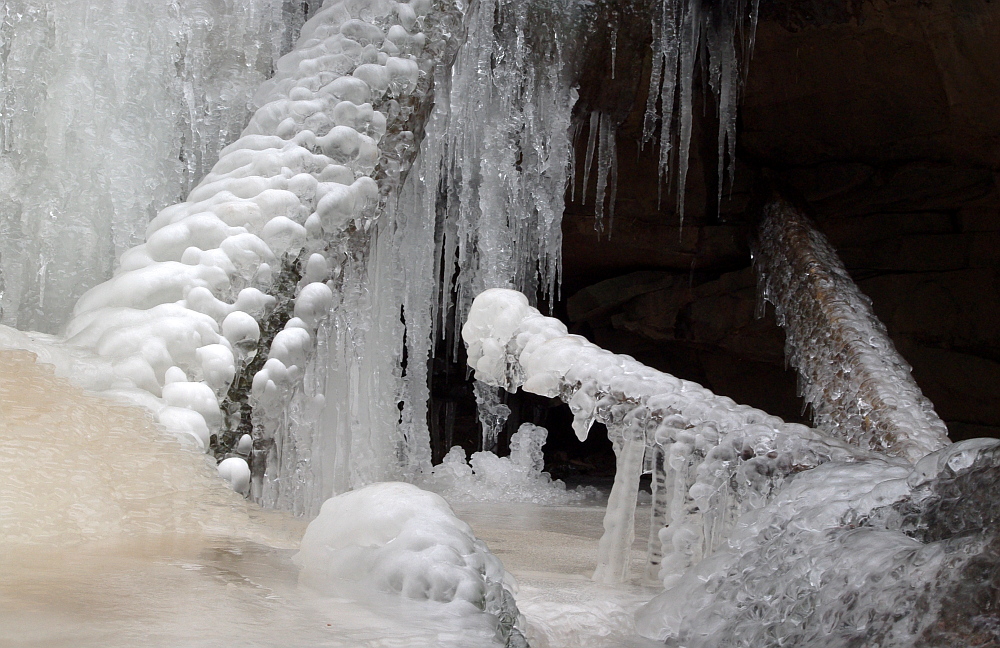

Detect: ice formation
[462,288,868,585]
[635,438,1000,647]
[295,482,528,647]
[643,0,758,223]
[0,0,311,332]
[752,196,950,462]
[419,423,599,504]
[464,288,1000,646]
[46,0,464,510]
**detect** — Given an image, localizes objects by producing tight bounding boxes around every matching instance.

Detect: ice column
[463,288,865,585]
[0,0,309,332]
[751,196,950,463]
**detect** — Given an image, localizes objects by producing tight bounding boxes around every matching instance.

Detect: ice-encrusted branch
[463,288,867,585]
[63,0,462,494]
[751,196,950,463]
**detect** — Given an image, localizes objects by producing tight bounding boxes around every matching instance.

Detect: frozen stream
[0,348,657,648]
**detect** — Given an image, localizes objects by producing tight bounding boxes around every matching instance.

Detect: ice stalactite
[430,0,580,334]
[0,0,311,333]
[576,112,619,236]
[751,195,950,463]
[462,288,866,585]
[643,0,757,224]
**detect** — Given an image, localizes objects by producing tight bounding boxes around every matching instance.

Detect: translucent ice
[419,424,600,505]
[463,288,867,585]
[752,197,949,462]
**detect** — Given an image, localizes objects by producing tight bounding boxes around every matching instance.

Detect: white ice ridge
[463,288,868,585]
[61,0,458,492]
[752,197,950,463]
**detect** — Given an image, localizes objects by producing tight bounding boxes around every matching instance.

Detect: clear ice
[752,196,950,462]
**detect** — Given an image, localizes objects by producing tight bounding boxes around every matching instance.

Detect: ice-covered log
[463,288,867,585]
[751,195,950,463]
[62,0,462,504]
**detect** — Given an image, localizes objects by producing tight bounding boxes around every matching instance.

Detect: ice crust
[463,288,868,585]
[419,424,600,505]
[295,482,528,647]
[0,0,312,333]
[635,439,1000,647]
[752,198,950,462]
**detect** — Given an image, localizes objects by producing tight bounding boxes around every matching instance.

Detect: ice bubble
[222,311,260,348]
[218,457,251,495]
[161,380,222,426]
[236,434,253,455]
[294,282,335,328]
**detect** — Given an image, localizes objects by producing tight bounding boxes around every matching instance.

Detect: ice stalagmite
[752,195,950,462]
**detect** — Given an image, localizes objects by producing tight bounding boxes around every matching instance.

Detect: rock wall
[560,0,1000,442]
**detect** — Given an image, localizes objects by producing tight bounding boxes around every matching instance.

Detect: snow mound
[294,482,527,646]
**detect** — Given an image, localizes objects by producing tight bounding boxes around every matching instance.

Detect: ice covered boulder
[294,482,527,646]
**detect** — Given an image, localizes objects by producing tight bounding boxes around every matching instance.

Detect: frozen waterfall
[1,0,997,646]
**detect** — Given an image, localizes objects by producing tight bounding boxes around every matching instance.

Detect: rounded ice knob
[218,457,251,496]
[236,434,253,455]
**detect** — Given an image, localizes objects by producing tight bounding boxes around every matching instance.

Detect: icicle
[593,432,645,584]
[582,111,600,207]
[473,380,510,452]
[644,0,760,226]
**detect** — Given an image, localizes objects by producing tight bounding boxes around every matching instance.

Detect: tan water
[0,350,657,648]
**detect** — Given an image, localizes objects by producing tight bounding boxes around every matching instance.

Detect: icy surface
[0,0,310,332]
[419,424,600,505]
[462,288,867,585]
[635,438,1000,647]
[295,482,527,646]
[36,0,465,514]
[752,197,949,462]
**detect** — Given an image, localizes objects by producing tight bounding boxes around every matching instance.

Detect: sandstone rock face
[560,0,1000,441]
